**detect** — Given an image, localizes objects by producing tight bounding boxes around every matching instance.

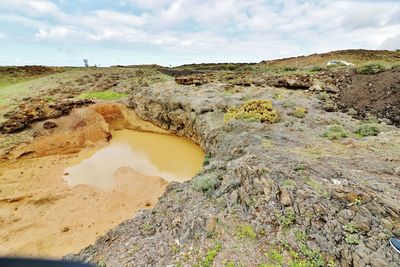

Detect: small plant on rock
[224,99,280,124]
[343,222,359,234]
[236,224,257,239]
[345,234,360,245]
[196,242,222,267]
[276,207,296,228]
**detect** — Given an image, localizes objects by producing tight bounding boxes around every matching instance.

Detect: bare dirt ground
[0,103,175,258]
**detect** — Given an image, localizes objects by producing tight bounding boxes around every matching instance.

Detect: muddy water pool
[0,125,204,258]
[64,129,205,190]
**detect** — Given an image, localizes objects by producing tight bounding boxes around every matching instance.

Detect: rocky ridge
[68,77,400,266]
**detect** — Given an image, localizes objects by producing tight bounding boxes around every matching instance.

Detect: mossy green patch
[78,90,128,100]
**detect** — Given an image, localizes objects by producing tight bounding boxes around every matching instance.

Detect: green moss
[224,99,280,124]
[236,224,257,239]
[78,90,128,100]
[355,123,380,137]
[323,125,348,140]
[291,106,307,118]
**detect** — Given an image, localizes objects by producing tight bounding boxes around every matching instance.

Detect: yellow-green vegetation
[263,242,330,267]
[195,242,222,267]
[356,62,389,75]
[235,224,257,239]
[345,234,360,245]
[224,100,280,123]
[43,96,55,102]
[276,207,296,229]
[291,106,307,118]
[78,90,128,100]
[323,125,348,140]
[355,123,380,137]
[343,222,359,234]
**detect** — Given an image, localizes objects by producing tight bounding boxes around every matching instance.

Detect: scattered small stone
[43,121,57,129]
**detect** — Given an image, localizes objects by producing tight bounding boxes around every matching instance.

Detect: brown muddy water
[64,130,205,190]
[0,104,204,258]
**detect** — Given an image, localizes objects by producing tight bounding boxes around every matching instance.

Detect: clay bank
[0,102,204,258]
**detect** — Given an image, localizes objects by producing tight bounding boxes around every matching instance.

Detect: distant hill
[260,49,400,67]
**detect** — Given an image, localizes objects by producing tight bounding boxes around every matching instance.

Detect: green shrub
[355,123,380,137]
[191,175,219,195]
[291,106,307,118]
[224,99,280,124]
[323,125,348,140]
[317,92,330,102]
[356,62,388,75]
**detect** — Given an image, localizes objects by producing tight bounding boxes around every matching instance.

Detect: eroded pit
[0,102,204,258]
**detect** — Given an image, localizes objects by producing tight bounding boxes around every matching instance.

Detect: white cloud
[1,0,400,65]
[0,32,4,39]
[380,34,400,50]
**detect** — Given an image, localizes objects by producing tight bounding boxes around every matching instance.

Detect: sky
[0,0,399,66]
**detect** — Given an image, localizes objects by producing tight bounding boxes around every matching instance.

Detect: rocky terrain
[0,49,399,266]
